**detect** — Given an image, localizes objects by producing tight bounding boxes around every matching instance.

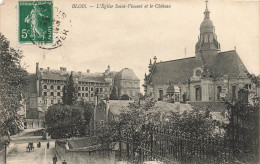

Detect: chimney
[87,69,90,73]
[36,62,39,73]
[60,67,66,72]
[78,71,82,77]
[47,67,50,73]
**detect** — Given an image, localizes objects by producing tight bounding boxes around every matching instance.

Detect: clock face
[196,70,201,76]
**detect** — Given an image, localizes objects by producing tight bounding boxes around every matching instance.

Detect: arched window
[50,92,54,96]
[50,85,54,89]
[57,92,60,96]
[78,93,81,97]
[44,85,47,89]
[57,86,61,90]
[217,86,222,100]
[91,87,94,91]
[82,93,84,97]
[44,92,47,96]
[195,86,201,101]
[86,93,88,97]
[85,87,88,91]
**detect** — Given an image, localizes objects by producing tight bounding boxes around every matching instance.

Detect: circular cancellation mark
[25,6,72,50]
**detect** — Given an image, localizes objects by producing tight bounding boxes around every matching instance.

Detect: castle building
[143,1,255,102]
[24,64,140,119]
[113,68,140,99]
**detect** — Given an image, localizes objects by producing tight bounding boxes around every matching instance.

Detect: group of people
[36,141,50,148]
[27,141,67,163]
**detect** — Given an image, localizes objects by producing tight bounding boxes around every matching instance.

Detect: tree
[45,101,94,138]
[62,72,78,105]
[109,87,118,100]
[0,33,28,143]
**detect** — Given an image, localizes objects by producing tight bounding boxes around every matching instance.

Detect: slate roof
[116,68,139,81]
[108,100,134,115]
[211,50,248,78]
[148,50,248,85]
[148,57,197,85]
[40,68,109,83]
[152,101,193,115]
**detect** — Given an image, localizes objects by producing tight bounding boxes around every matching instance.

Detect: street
[7,141,62,164]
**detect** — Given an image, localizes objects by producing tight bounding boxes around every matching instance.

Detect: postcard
[0,0,259,163]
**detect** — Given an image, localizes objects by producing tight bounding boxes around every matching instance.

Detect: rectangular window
[195,87,201,101]
[159,90,163,101]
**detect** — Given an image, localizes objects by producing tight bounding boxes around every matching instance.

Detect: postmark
[19,1,53,44]
[19,1,71,50]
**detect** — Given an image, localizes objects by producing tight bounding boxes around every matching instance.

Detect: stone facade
[113,68,140,99]
[143,2,256,103]
[24,64,140,118]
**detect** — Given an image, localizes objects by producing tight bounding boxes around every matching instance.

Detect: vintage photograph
[0,0,259,163]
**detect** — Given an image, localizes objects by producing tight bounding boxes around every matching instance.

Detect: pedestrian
[47,141,50,149]
[53,154,57,164]
[38,141,41,148]
[62,159,67,164]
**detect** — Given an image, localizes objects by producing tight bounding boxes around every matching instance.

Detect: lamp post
[2,136,9,164]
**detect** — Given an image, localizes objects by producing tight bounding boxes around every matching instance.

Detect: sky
[0,0,259,92]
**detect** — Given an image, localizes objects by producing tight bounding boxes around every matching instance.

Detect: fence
[116,125,234,164]
[90,124,235,164]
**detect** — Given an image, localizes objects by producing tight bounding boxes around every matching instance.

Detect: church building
[143,1,255,103]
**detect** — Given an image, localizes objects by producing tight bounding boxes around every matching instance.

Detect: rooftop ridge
[156,56,196,64]
[218,50,236,54]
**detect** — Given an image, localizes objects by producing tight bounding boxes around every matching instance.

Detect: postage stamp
[18,1,53,44]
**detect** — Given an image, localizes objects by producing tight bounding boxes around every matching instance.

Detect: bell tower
[195,0,220,65]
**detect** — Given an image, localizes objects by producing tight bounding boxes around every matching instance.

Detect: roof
[148,57,197,85]
[116,68,139,81]
[108,100,134,115]
[148,50,248,85]
[152,101,193,115]
[40,68,109,83]
[188,101,227,112]
[211,50,248,78]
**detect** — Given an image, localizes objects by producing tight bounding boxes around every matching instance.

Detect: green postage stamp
[19,1,53,44]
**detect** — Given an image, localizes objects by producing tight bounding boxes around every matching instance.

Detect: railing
[91,124,235,164]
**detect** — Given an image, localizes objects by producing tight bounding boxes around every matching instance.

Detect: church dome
[200,19,213,28]
[116,68,139,80]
